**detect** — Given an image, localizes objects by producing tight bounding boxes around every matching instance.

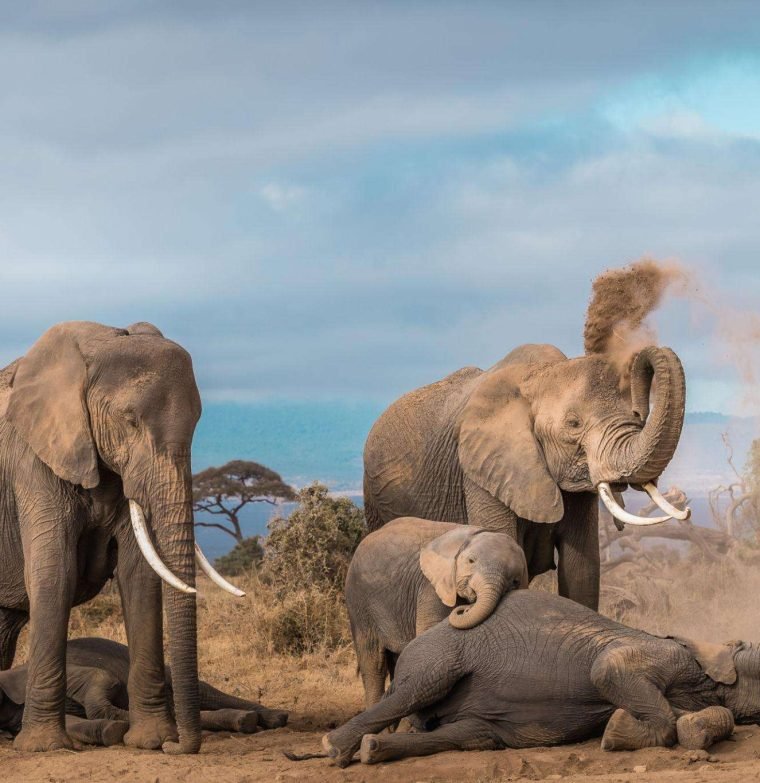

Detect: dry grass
[14,574,363,728]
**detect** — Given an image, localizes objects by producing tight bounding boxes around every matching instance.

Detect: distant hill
[191,402,759,559]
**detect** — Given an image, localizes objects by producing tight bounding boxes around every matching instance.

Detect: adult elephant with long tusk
[0,321,251,753]
[364,342,688,611]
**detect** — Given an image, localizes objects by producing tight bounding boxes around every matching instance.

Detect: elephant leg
[324,652,464,768]
[14,517,78,752]
[360,717,504,764]
[464,477,518,537]
[676,707,734,750]
[592,647,676,751]
[116,521,177,749]
[354,636,388,709]
[556,492,599,610]
[67,665,129,722]
[200,708,258,733]
[416,584,449,636]
[0,609,28,670]
[194,680,288,730]
[65,715,129,746]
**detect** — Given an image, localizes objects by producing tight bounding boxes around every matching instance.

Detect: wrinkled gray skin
[0,321,206,753]
[347,517,528,706]
[0,638,287,745]
[364,344,686,609]
[324,591,757,767]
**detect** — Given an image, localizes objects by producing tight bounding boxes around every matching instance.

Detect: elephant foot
[234,711,259,734]
[360,734,392,765]
[255,706,288,730]
[677,707,734,750]
[322,732,356,768]
[602,708,674,751]
[124,715,178,750]
[14,725,74,752]
[101,720,130,747]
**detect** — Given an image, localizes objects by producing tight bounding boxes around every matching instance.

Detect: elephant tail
[363,474,385,532]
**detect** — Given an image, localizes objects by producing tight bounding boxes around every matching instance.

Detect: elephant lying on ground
[364,343,688,610]
[347,518,528,706]
[0,638,288,746]
[323,591,746,767]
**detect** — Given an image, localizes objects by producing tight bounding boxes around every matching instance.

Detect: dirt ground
[3,717,760,783]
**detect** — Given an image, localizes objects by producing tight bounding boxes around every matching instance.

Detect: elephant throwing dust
[364,342,688,609]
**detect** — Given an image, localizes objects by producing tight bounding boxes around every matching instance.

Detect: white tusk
[129,500,197,594]
[598,482,672,527]
[642,482,691,521]
[195,544,246,597]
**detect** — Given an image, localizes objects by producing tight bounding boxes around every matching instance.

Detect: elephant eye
[566,416,581,429]
[468,557,476,564]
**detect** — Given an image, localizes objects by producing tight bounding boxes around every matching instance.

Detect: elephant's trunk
[448,572,506,629]
[148,461,201,755]
[615,346,686,483]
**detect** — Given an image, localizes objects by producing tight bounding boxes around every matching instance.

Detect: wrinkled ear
[126,322,164,337]
[6,324,99,489]
[420,527,476,607]
[458,365,563,524]
[672,637,737,685]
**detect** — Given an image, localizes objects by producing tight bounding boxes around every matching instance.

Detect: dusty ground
[6,559,760,782]
[4,718,760,782]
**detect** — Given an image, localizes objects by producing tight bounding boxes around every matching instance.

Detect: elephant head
[457,343,688,527]
[670,637,760,724]
[5,320,240,753]
[420,527,528,629]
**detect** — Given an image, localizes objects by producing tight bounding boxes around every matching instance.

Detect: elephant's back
[363,367,482,529]
[67,637,131,684]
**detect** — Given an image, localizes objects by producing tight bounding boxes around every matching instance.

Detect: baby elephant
[324,590,744,767]
[346,517,528,706]
[0,637,288,746]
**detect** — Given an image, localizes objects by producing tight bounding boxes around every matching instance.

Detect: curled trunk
[615,346,686,483]
[448,574,505,629]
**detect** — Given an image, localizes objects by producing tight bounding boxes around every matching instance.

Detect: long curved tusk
[129,500,197,594]
[598,482,672,527]
[642,482,691,521]
[195,544,246,597]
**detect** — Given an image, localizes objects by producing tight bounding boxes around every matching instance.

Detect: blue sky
[2,2,760,414]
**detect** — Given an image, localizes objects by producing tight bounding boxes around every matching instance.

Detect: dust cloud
[583,258,687,382]
[584,258,760,413]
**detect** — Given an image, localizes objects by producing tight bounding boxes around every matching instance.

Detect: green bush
[263,482,366,595]
[213,535,265,576]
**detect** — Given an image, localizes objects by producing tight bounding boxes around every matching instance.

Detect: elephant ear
[671,637,738,685]
[458,365,563,524]
[6,323,100,489]
[420,527,477,607]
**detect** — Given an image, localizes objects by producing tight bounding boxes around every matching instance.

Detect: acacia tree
[709,434,760,540]
[192,460,296,543]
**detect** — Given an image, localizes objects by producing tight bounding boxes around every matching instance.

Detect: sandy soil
[3,717,760,783]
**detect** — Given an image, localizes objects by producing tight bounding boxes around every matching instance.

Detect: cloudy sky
[2,1,760,413]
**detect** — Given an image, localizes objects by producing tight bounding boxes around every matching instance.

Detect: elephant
[322,590,750,767]
[0,637,287,746]
[346,517,528,706]
[0,321,250,753]
[363,343,688,609]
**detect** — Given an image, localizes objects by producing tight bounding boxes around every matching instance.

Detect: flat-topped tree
[192,460,296,543]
